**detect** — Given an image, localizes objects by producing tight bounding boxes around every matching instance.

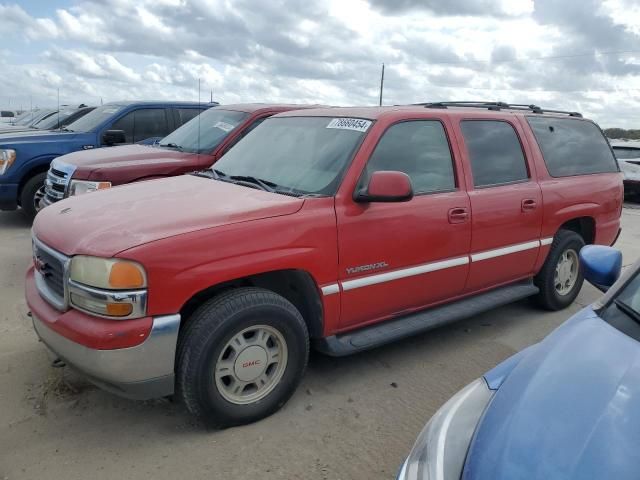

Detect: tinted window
[177,108,202,125]
[461,120,528,187]
[1,111,14,118]
[362,121,455,194]
[613,147,640,160]
[527,117,618,177]
[110,112,134,143]
[133,108,169,142]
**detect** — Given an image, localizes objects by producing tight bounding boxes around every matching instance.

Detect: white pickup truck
[610,139,640,198]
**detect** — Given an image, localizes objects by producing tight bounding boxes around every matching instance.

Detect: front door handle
[521,199,537,212]
[448,207,469,224]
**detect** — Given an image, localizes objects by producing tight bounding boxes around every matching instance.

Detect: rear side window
[461,120,529,187]
[177,108,202,125]
[527,117,618,177]
[363,120,456,194]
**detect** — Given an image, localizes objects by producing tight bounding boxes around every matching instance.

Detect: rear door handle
[521,199,537,212]
[448,207,469,224]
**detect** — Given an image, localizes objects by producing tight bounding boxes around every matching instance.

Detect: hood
[33,174,304,257]
[0,129,78,144]
[464,308,640,480]
[63,144,203,180]
[0,125,35,134]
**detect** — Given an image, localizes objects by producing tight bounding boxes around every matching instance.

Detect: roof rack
[415,101,582,117]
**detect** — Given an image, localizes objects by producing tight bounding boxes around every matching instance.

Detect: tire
[534,229,585,311]
[177,287,309,428]
[20,172,47,220]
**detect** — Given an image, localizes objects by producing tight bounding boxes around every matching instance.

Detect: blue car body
[466,306,640,479]
[0,101,209,211]
[399,246,640,480]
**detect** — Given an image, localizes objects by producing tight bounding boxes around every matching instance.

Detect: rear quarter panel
[517,116,623,270]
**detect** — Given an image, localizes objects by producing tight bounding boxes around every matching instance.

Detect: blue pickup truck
[0,101,215,218]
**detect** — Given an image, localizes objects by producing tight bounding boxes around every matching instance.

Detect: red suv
[39,104,316,208]
[26,102,622,427]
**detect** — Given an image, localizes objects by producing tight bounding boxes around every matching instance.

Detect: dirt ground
[1,205,639,480]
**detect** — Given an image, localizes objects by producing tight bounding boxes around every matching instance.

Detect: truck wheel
[534,230,585,311]
[20,172,47,219]
[177,287,309,428]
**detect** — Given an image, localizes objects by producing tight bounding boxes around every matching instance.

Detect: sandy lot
[1,205,639,480]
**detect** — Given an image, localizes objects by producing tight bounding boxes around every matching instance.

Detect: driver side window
[360,120,456,194]
[110,112,134,144]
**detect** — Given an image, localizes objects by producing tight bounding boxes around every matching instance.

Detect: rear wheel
[177,287,309,428]
[20,172,46,219]
[534,230,585,310]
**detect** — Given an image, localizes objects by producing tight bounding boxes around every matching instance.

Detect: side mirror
[355,171,413,203]
[102,129,126,146]
[579,245,622,292]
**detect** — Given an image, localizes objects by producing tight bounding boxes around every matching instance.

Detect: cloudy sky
[1,0,640,127]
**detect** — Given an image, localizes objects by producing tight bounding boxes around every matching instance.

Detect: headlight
[69,256,147,318]
[398,378,493,480]
[68,179,111,196]
[0,149,16,174]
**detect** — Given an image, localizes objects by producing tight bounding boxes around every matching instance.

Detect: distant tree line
[604,128,640,139]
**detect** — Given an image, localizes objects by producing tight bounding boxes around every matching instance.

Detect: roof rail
[416,101,582,117]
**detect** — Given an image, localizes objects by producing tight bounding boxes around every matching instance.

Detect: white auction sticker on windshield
[213,121,235,132]
[326,118,372,132]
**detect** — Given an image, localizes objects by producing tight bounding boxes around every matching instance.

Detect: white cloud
[0,0,639,127]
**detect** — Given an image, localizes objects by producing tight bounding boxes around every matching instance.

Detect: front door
[336,119,472,330]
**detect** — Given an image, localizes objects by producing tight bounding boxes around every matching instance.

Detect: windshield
[159,109,248,154]
[17,110,53,126]
[213,116,371,196]
[613,147,640,160]
[66,105,125,133]
[617,270,640,317]
[33,109,76,130]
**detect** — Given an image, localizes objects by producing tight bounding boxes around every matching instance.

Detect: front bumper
[0,182,18,210]
[26,267,181,400]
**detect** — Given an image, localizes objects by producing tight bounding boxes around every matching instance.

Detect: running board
[314,280,539,356]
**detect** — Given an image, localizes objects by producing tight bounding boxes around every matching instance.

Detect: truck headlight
[398,379,493,480]
[68,179,111,196]
[68,256,147,318]
[0,149,16,174]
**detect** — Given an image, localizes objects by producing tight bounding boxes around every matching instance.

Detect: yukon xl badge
[346,262,388,275]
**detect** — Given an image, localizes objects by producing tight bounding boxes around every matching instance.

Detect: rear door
[457,118,543,292]
[336,118,472,329]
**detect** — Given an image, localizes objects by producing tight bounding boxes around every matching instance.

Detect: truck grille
[43,160,76,206]
[33,237,70,311]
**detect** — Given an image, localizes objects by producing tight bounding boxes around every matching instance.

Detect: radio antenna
[57,88,60,130]
[197,78,201,158]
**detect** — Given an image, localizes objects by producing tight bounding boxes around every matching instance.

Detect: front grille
[44,164,71,204]
[33,238,69,311]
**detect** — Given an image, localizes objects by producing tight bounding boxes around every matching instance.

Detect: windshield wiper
[61,127,74,132]
[191,169,229,181]
[615,299,640,324]
[229,175,277,193]
[159,142,183,151]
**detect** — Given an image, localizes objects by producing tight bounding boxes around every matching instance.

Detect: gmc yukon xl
[26,102,622,427]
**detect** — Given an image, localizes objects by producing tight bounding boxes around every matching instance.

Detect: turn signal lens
[106,303,134,317]
[109,262,145,289]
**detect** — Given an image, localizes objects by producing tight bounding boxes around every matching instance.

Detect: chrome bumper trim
[33,313,181,400]
[68,279,148,320]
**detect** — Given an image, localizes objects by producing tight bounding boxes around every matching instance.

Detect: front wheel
[534,230,585,310]
[177,287,309,428]
[20,172,47,219]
